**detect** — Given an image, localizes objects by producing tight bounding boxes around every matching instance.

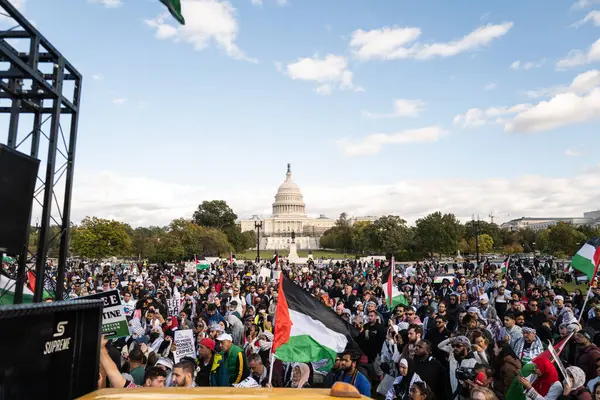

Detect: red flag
[534,334,571,362]
[27,270,36,292]
[272,275,291,354]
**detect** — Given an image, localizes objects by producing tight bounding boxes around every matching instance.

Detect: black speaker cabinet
[0,299,103,399]
[0,144,40,255]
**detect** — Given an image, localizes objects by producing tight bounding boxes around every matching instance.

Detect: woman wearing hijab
[288,363,310,388]
[384,358,423,400]
[517,356,563,400]
[561,366,592,400]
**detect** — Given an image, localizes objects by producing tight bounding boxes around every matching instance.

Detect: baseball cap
[199,338,216,351]
[216,333,233,342]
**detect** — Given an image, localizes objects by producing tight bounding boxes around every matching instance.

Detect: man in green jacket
[216,333,249,385]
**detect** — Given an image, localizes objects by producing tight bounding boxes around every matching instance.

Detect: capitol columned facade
[239,164,376,250]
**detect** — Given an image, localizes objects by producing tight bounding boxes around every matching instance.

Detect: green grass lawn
[563,280,590,294]
[229,249,355,260]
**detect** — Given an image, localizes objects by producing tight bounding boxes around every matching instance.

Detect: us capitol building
[239,164,376,250]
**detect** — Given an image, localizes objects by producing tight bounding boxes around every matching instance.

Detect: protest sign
[75,289,129,339]
[258,267,271,281]
[167,298,180,317]
[174,329,195,363]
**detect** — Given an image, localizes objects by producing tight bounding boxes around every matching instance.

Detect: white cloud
[572,0,600,9]
[144,0,256,62]
[89,0,122,8]
[362,99,425,118]
[251,0,288,5]
[556,38,600,69]
[565,148,583,157]
[112,97,126,105]
[525,69,600,98]
[572,10,600,28]
[506,89,600,132]
[349,22,513,61]
[0,0,24,23]
[68,167,600,227]
[484,82,497,90]
[455,70,600,133]
[336,126,445,156]
[286,54,359,94]
[453,104,532,128]
[92,74,103,81]
[510,59,545,70]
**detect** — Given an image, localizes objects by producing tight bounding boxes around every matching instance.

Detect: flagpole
[267,352,275,387]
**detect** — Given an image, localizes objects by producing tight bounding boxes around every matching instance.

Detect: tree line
[31,200,256,262]
[30,203,600,262]
[319,212,600,260]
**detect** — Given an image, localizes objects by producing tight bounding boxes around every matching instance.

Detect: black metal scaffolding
[0,0,81,303]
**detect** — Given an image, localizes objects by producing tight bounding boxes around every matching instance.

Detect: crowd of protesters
[37,255,600,399]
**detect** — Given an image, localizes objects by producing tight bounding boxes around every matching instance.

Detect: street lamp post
[254,220,263,262]
[472,215,480,264]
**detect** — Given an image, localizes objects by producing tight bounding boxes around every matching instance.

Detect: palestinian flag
[0,274,52,305]
[505,334,572,400]
[502,255,510,273]
[273,275,353,369]
[382,257,408,307]
[270,253,279,267]
[0,274,34,305]
[571,237,600,280]
[195,255,210,270]
[159,0,185,25]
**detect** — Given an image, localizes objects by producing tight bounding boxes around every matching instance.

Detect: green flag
[504,363,536,400]
[160,0,185,25]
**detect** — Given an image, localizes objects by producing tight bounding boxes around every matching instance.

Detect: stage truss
[0,0,81,303]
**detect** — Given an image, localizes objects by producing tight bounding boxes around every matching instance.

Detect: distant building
[500,212,600,231]
[238,164,374,250]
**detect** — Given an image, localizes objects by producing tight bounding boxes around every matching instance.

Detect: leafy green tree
[223,226,256,252]
[467,234,494,254]
[71,217,133,259]
[192,200,237,229]
[547,222,586,256]
[319,212,355,253]
[371,215,410,254]
[414,212,464,256]
[353,221,376,255]
[504,243,524,254]
[464,221,503,250]
[535,229,550,254]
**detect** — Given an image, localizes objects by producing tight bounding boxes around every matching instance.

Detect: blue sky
[9,0,600,226]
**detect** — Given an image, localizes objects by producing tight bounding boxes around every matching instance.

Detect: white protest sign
[174,329,195,363]
[259,267,271,281]
[167,298,180,317]
[273,270,281,280]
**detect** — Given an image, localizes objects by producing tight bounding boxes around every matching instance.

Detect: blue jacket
[336,370,371,397]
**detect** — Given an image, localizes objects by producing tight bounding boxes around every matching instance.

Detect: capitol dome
[272,164,307,217]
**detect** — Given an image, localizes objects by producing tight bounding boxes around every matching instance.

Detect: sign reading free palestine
[75,290,129,339]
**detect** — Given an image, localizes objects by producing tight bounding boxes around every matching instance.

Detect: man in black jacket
[425,315,450,366]
[357,310,386,363]
[413,340,451,400]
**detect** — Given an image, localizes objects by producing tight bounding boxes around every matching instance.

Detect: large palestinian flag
[0,274,34,305]
[273,275,353,368]
[382,257,408,307]
[571,237,600,280]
